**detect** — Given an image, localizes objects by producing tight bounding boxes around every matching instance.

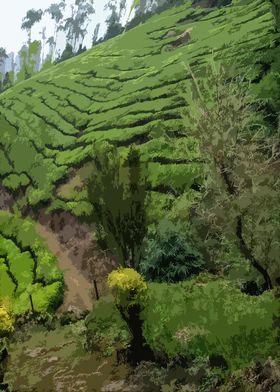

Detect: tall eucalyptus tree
[21,9,43,43]
[0,48,8,66]
[62,0,95,53]
[104,0,127,39]
[45,1,66,60]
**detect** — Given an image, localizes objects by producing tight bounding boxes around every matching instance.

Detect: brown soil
[0,186,13,211]
[5,323,131,392]
[37,211,117,313]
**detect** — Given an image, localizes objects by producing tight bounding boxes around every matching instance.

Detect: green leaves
[183,62,280,287]
[140,219,205,283]
[142,278,278,366]
[0,212,63,315]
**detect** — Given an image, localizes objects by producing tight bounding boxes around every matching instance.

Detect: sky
[0,0,133,55]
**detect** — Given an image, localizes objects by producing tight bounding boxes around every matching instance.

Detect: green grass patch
[86,276,278,370]
[143,276,278,369]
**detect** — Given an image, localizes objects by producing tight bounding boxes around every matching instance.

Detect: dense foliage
[107,268,153,364]
[85,295,130,356]
[108,268,147,293]
[87,143,148,268]
[0,0,279,389]
[183,64,280,290]
[87,276,278,370]
[142,277,278,369]
[0,0,277,219]
[140,219,205,283]
[0,300,14,338]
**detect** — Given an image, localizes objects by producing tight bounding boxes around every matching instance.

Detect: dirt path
[5,323,131,392]
[36,224,93,313]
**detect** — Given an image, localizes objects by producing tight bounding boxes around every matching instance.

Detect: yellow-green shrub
[108,268,147,307]
[0,300,14,337]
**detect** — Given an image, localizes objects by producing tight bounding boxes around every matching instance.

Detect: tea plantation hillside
[0,0,278,216]
[0,212,63,314]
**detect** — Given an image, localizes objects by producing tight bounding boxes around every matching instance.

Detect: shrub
[141,277,278,369]
[0,300,14,338]
[108,268,147,307]
[13,282,64,315]
[139,219,205,283]
[85,295,130,356]
[107,268,154,364]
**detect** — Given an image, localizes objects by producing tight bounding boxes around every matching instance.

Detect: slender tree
[27,40,42,74]
[108,268,154,365]
[104,0,126,39]
[21,9,43,43]
[17,41,41,81]
[16,46,29,82]
[0,48,8,89]
[39,27,47,64]
[76,0,95,49]
[92,23,100,45]
[119,0,128,20]
[62,0,95,53]
[0,48,8,66]
[2,72,12,91]
[45,1,66,60]
[46,36,55,60]
[87,142,148,269]
[183,63,280,290]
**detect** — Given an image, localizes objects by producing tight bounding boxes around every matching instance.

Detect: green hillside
[0,1,280,388]
[0,0,278,216]
[0,212,63,315]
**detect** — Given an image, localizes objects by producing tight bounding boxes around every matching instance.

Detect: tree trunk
[236,216,273,290]
[219,163,273,290]
[93,280,99,301]
[29,294,35,314]
[53,26,58,62]
[117,304,154,365]
[0,342,8,387]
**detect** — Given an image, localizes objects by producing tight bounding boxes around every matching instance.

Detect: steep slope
[0,0,278,216]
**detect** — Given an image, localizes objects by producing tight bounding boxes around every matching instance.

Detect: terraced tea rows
[0,0,278,216]
[0,212,63,314]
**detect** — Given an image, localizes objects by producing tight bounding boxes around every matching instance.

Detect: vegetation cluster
[0,0,280,390]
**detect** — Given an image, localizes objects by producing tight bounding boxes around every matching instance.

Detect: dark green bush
[192,0,231,7]
[271,0,280,31]
[87,142,148,268]
[85,295,130,356]
[139,219,205,283]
